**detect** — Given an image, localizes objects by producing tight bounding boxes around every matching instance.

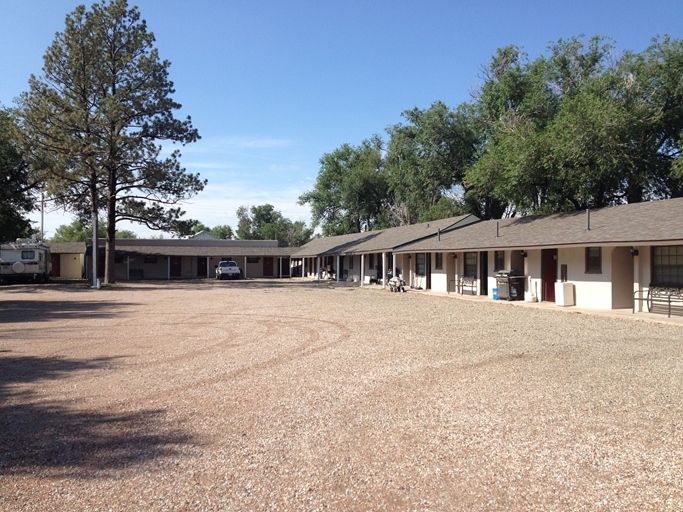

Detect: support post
[336,255,340,283]
[360,254,365,287]
[382,252,387,289]
[244,256,247,279]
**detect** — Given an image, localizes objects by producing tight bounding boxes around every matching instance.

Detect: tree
[236,204,313,246]
[299,137,388,235]
[17,0,204,284]
[50,219,137,242]
[0,108,37,242]
[385,102,479,223]
[190,222,234,239]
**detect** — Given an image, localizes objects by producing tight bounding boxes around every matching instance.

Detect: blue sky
[2,0,683,238]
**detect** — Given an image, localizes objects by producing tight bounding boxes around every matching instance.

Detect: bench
[460,275,476,295]
[633,284,683,317]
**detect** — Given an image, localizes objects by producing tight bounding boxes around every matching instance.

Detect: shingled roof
[85,238,297,257]
[291,214,478,258]
[396,197,683,253]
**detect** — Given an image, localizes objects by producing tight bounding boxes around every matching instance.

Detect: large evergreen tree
[0,108,37,242]
[17,0,204,283]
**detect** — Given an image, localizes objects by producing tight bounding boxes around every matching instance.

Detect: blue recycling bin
[492,287,498,300]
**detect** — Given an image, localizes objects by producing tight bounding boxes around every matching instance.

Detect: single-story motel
[46,197,683,316]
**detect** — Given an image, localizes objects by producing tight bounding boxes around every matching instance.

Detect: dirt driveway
[1,280,682,511]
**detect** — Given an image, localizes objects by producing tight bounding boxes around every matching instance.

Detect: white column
[317,256,321,281]
[382,252,387,289]
[244,256,247,279]
[392,253,396,278]
[206,256,210,278]
[302,258,305,279]
[360,254,365,287]
[336,255,340,283]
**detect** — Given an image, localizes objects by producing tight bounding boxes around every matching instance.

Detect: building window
[464,252,477,277]
[585,247,601,274]
[144,255,157,264]
[247,257,259,263]
[416,253,425,275]
[435,252,443,270]
[653,245,683,286]
[494,251,505,271]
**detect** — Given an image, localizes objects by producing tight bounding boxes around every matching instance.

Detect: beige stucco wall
[59,253,84,279]
[557,247,612,309]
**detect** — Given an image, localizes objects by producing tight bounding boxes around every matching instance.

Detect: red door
[263,257,273,277]
[542,249,557,302]
[170,256,182,277]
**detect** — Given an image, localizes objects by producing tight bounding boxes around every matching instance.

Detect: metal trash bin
[495,270,525,301]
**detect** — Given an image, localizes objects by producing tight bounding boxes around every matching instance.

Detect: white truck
[215,260,242,280]
[0,239,52,284]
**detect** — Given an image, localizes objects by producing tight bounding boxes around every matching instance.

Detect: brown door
[170,256,182,277]
[542,249,557,302]
[51,254,61,278]
[263,257,273,277]
[197,257,207,277]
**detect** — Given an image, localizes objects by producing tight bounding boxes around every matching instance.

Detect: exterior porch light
[521,250,527,257]
[630,247,639,256]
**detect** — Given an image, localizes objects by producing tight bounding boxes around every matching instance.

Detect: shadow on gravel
[0,354,196,474]
[0,299,139,324]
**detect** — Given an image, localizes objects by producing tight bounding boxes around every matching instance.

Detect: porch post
[382,252,387,289]
[392,253,396,279]
[317,256,321,281]
[206,256,210,278]
[244,256,247,279]
[167,256,170,280]
[336,255,340,283]
[360,254,365,287]
[302,258,305,280]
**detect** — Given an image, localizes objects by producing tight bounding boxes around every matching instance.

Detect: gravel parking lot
[1,280,682,511]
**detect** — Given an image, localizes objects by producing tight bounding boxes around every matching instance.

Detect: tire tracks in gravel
[112,313,352,405]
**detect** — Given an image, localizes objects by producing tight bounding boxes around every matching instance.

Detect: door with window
[541,249,557,302]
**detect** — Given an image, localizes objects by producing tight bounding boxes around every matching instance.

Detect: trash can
[492,287,498,300]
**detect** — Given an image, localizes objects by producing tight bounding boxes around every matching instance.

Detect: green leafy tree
[191,222,234,239]
[385,102,479,223]
[299,137,388,235]
[17,0,204,284]
[236,204,313,246]
[50,220,137,242]
[0,108,37,242]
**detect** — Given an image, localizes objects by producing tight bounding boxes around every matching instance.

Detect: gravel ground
[1,279,682,511]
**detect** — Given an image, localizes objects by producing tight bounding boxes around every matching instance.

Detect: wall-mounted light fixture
[452,253,458,259]
[630,247,639,256]
[520,250,527,258]
[407,254,412,259]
